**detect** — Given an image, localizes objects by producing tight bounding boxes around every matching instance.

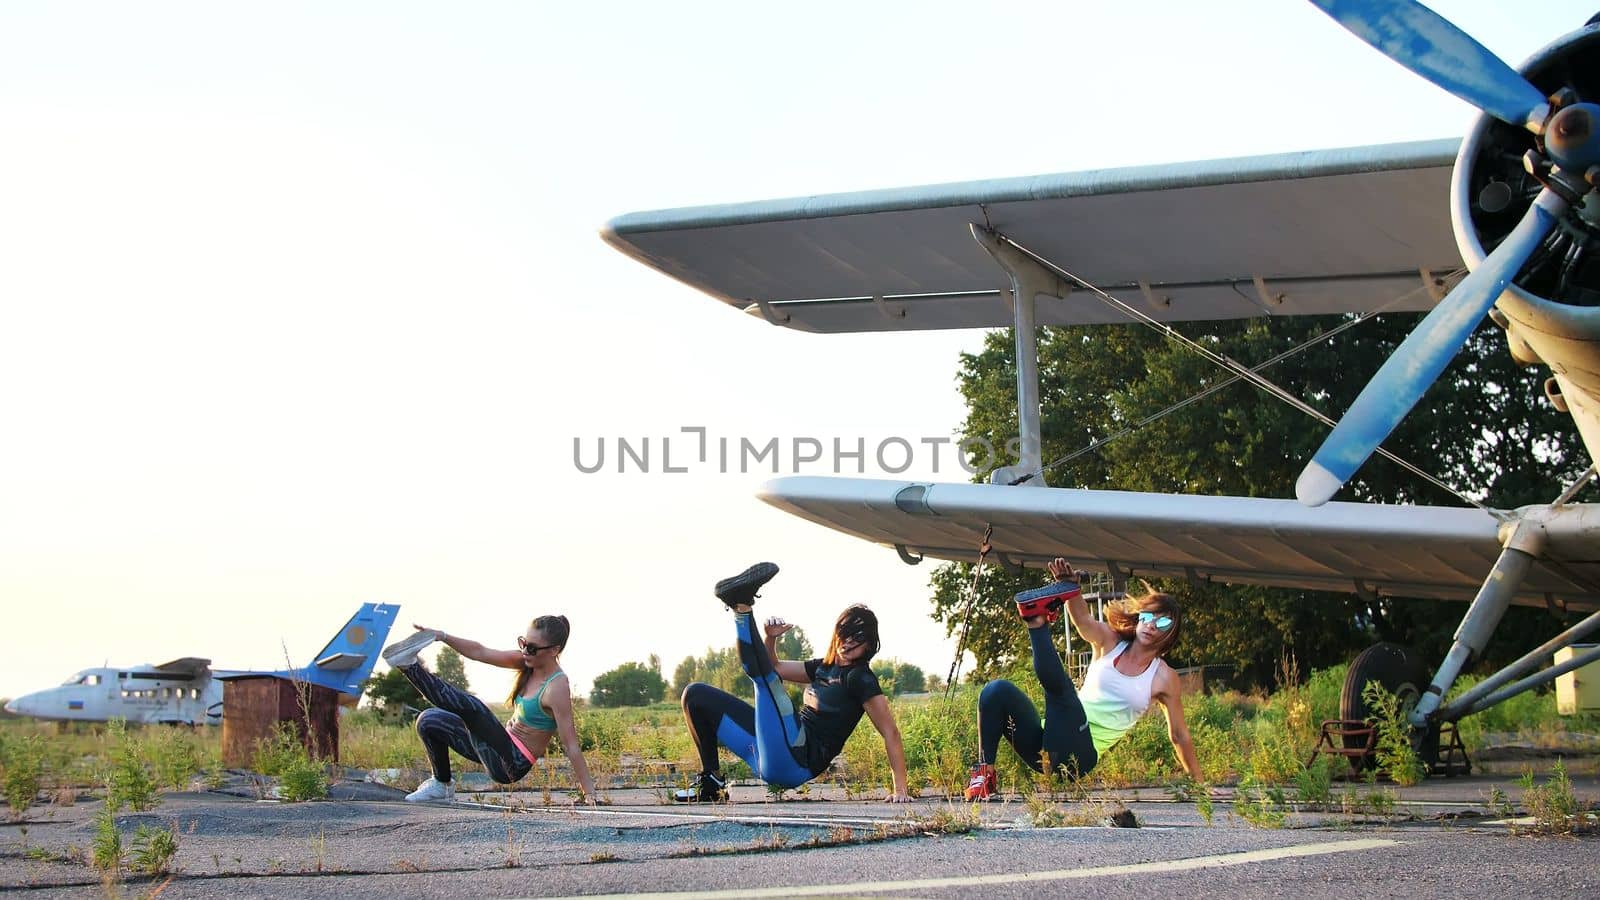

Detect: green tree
[360,668,425,716]
[669,647,754,701]
[775,626,814,662]
[871,658,928,696]
[435,646,470,693]
[589,661,668,708]
[935,314,1586,687]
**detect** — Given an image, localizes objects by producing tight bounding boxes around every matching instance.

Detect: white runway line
[555,838,1400,899]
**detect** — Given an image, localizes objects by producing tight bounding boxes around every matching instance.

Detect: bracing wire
[994,233,1483,510]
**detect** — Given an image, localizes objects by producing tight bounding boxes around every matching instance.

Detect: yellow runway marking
[559,838,1400,899]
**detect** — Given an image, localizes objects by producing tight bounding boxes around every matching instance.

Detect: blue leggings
[679,613,816,788]
[977,624,1098,778]
[400,662,531,785]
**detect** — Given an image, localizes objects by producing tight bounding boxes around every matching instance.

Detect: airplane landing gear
[1313,643,1468,777]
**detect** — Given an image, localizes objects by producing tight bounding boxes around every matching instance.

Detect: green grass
[0,664,1593,809]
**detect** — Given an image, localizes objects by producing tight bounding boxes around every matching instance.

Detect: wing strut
[969,225,1073,487]
[1408,518,1545,726]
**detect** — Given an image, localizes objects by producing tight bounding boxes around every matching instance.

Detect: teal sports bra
[513,671,566,731]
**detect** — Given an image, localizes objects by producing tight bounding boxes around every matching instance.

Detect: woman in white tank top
[966,558,1202,800]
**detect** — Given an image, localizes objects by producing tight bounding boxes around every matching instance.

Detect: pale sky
[1,1,1590,702]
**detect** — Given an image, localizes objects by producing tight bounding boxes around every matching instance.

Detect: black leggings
[977,624,1098,777]
[400,662,531,785]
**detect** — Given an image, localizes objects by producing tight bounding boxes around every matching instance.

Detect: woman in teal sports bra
[380,614,598,804]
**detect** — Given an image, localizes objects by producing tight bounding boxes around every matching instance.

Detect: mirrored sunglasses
[1137,611,1174,631]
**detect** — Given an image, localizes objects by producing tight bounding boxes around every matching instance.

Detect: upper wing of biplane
[603,137,1600,610]
[603,139,1462,333]
[762,476,1600,613]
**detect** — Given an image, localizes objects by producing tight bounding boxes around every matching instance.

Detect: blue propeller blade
[1310,0,1550,131]
[1296,189,1566,506]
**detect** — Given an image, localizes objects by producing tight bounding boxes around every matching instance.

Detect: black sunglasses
[518,636,557,655]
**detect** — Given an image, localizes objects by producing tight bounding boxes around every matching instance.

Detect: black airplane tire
[1340,642,1440,774]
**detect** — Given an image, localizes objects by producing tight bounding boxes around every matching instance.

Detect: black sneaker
[714,562,779,610]
[672,771,728,803]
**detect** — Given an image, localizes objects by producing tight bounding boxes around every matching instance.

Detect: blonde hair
[1104,582,1181,657]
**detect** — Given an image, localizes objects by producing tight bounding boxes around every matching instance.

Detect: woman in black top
[676,562,911,803]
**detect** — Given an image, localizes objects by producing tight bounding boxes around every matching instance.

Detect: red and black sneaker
[964,763,997,801]
[1014,579,1081,622]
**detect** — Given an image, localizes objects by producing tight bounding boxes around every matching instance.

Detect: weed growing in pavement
[1484,785,1515,819]
[277,755,329,802]
[309,827,327,873]
[502,806,525,868]
[105,720,159,812]
[1360,774,1397,820]
[1195,789,1214,826]
[1168,780,1217,825]
[1514,760,1597,835]
[1,732,45,820]
[1293,755,1337,809]
[254,722,328,801]
[1362,682,1425,787]
[1023,793,1068,828]
[1231,779,1288,829]
[142,728,203,791]
[129,821,180,875]
[91,804,123,874]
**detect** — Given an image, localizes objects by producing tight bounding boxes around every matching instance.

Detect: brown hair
[506,615,571,706]
[1104,583,1181,658]
[822,605,881,666]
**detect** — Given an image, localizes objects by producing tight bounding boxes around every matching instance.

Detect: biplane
[602,2,1600,771]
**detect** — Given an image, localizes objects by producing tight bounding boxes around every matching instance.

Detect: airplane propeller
[1308,0,1550,131]
[1296,0,1597,506]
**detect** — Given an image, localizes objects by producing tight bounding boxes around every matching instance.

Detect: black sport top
[797,659,884,775]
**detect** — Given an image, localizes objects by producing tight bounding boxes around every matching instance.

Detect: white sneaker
[382,629,442,668]
[404,777,455,803]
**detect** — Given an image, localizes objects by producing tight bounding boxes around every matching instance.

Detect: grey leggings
[400,662,531,784]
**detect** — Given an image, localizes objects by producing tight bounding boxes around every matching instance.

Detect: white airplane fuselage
[4,666,238,725]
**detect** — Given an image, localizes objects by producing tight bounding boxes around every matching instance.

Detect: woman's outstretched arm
[1152,666,1202,780]
[863,695,911,802]
[412,625,522,669]
[545,676,599,804]
[1046,560,1119,654]
[763,617,813,684]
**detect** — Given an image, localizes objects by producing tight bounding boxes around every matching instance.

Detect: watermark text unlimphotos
[573,427,1020,475]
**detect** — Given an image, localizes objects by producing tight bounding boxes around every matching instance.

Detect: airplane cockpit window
[86,674,100,685]
[65,670,91,685]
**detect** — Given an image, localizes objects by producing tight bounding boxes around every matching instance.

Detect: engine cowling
[1453,21,1600,399]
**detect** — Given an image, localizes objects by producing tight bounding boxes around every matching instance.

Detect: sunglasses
[518,636,558,655]
[1137,611,1174,631]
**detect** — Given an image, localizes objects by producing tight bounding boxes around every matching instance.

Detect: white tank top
[1079,641,1162,754]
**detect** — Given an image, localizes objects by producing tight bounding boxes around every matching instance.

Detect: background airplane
[3,602,399,725]
[603,3,1600,770]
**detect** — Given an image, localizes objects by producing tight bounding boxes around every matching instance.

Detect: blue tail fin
[289,603,401,696]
